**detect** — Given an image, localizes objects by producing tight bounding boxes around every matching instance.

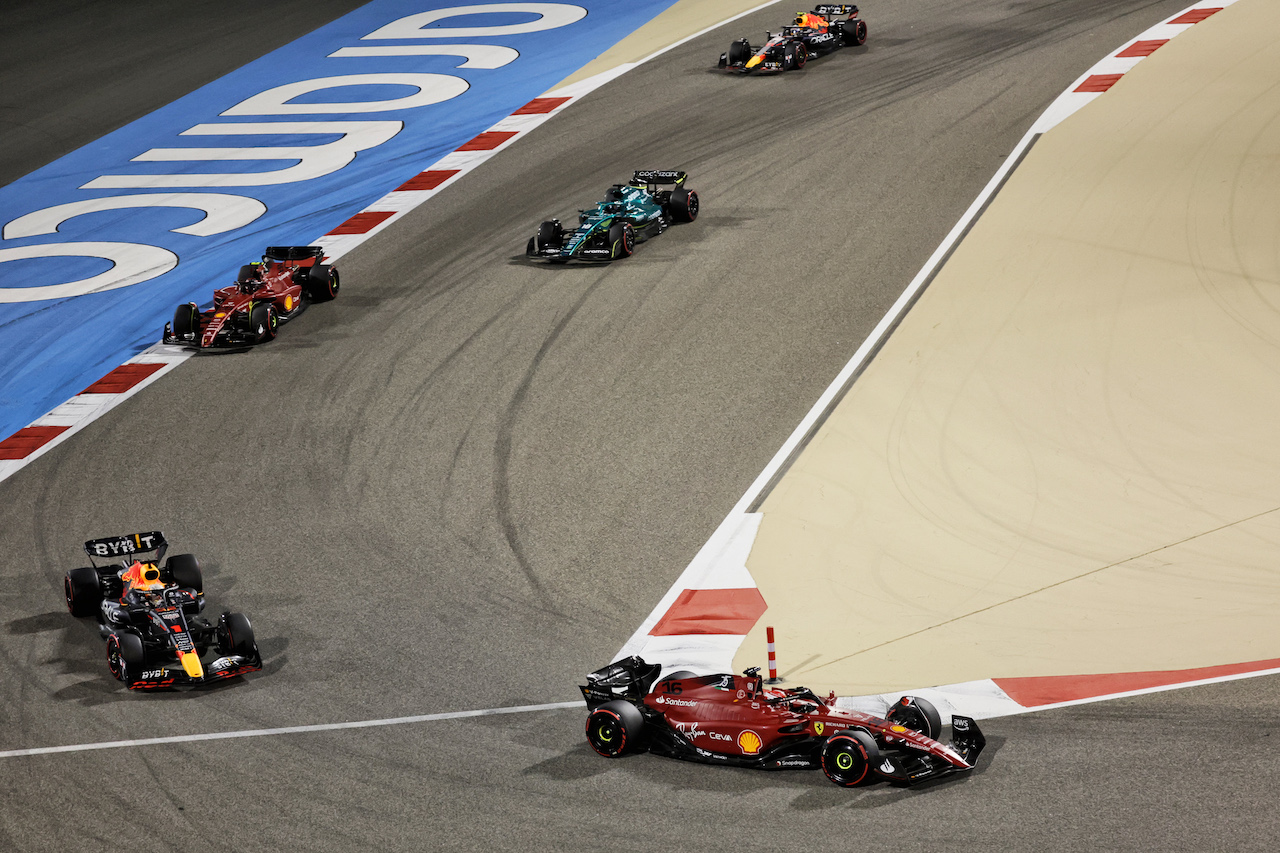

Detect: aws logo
[738,730,762,755]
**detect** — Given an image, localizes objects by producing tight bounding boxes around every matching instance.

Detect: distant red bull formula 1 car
[581,657,985,787]
[162,245,339,348]
[719,5,868,73]
[63,532,262,690]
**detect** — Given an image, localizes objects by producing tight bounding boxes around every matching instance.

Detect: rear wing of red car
[263,245,324,264]
[812,4,858,16]
[83,531,168,563]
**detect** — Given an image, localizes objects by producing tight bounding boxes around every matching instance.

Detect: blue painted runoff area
[0,0,679,441]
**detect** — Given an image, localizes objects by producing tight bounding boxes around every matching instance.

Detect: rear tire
[586,699,645,757]
[845,19,867,46]
[727,39,751,65]
[887,695,942,740]
[657,670,697,685]
[106,632,146,685]
[217,612,256,657]
[249,302,278,343]
[64,567,101,617]
[669,188,699,223]
[166,554,202,593]
[822,729,880,786]
[307,264,339,301]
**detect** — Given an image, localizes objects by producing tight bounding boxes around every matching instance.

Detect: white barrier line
[0,699,584,760]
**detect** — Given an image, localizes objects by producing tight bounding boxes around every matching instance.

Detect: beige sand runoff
[735,0,1280,697]
[554,0,779,88]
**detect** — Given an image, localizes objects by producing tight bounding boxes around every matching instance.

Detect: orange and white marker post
[766,626,779,683]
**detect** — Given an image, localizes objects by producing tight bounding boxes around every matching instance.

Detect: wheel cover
[588,711,625,755]
[107,636,126,681]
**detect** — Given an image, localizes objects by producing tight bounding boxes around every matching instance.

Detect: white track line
[0,699,583,760]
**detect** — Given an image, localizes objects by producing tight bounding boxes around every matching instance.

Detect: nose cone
[179,650,204,679]
[745,55,762,69]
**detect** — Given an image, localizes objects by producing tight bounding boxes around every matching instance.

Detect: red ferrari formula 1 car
[162,245,339,348]
[581,657,985,787]
[719,5,868,73]
[63,532,262,690]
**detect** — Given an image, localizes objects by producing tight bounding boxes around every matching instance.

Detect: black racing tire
[727,39,751,65]
[307,264,339,301]
[821,728,880,787]
[237,263,257,282]
[249,302,278,343]
[64,567,101,617]
[537,220,563,249]
[166,553,202,593]
[887,695,943,740]
[784,42,806,70]
[669,188,699,223]
[586,699,645,757]
[172,303,200,340]
[608,222,635,260]
[106,631,146,685]
[657,670,697,685]
[845,19,867,46]
[217,612,256,657]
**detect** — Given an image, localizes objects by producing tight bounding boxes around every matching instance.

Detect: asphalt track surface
[3,1,1277,851]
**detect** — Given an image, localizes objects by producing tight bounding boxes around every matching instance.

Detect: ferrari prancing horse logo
[814,722,824,736]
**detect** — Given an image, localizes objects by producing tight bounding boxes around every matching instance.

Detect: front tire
[586,700,645,757]
[821,729,880,787]
[249,302,278,343]
[106,632,146,685]
[727,39,752,65]
[784,42,806,70]
[887,695,942,740]
[538,221,563,246]
[172,303,200,341]
[608,222,635,260]
[64,567,101,617]
[217,612,256,657]
[166,554,203,593]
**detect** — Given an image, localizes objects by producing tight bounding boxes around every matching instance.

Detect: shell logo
[890,725,907,734]
[738,730,762,755]
[285,295,293,311]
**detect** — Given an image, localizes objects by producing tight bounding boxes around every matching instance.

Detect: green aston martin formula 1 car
[526,170,699,263]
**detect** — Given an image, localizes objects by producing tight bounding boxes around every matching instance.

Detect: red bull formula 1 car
[581,657,985,787]
[63,532,262,690]
[162,245,339,348]
[719,5,868,73]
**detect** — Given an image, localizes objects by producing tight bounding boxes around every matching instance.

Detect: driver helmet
[122,560,165,593]
[795,13,806,24]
